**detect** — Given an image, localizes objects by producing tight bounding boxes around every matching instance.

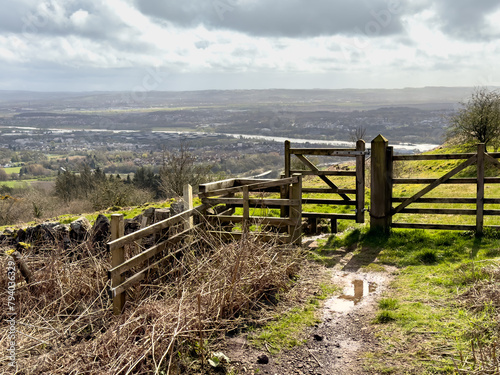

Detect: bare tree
[349,126,367,142]
[159,141,213,198]
[447,87,500,147]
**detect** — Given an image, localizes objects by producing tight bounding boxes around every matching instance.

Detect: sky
[0,0,500,92]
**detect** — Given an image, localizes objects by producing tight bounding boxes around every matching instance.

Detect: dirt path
[224,240,395,375]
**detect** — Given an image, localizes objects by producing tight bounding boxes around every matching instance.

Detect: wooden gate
[199,175,303,244]
[284,140,367,231]
[370,135,500,234]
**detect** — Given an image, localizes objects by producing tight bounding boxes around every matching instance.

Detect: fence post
[356,139,366,223]
[111,214,125,315]
[370,135,392,233]
[289,173,302,245]
[242,185,250,234]
[477,143,485,235]
[183,184,194,232]
[284,140,291,178]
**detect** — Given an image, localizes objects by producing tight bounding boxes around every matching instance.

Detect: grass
[249,276,340,355]
[323,226,500,374]
[2,166,21,174]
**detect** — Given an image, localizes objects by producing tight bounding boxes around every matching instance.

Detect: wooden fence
[199,174,303,245]
[284,139,367,231]
[370,135,500,234]
[107,186,202,314]
[108,176,303,314]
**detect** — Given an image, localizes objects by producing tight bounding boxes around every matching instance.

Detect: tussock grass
[0,228,303,374]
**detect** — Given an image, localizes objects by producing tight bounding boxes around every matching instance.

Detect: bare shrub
[0,229,302,374]
[455,262,500,374]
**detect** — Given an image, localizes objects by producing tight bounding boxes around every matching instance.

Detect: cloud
[429,0,500,40]
[134,0,406,38]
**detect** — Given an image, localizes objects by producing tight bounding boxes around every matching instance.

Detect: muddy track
[224,240,395,375]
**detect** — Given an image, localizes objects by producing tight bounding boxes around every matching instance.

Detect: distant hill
[0,86,497,112]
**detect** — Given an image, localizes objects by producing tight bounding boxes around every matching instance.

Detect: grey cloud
[134,0,406,38]
[2,0,141,47]
[432,0,500,40]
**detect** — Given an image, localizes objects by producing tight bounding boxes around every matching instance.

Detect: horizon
[0,85,498,95]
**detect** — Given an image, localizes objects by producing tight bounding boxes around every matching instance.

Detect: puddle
[325,274,379,313]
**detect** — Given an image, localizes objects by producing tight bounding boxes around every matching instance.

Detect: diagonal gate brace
[295,154,351,201]
[392,154,478,215]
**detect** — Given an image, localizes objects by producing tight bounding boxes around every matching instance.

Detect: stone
[124,219,141,235]
[91,214,110,247]
[257,354,269,364]
[70,217,92,241]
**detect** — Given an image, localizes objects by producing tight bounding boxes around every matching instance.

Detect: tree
[159,142,213,197]
[0,169,8,181]
[447,87,500,147]
[349,126,367,142]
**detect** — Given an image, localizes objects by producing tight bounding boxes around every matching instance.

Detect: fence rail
[107,187,200,314]
[371,138,500,234]
[199,174,303,245]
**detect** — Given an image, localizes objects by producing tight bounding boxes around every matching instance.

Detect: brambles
[0,228,302,374]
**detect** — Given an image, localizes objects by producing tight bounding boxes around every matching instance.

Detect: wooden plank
[199,178,235,193]
[477,144,485,234]
[295,154,351,201]
[398,208,477,215]
[243,185,249,233]
[289,170,357,176]
[108,206,205,251]
[207,215,294,226]
[391,223,476,231]
[303,188,357,194]
[199,177,298,197]
[235,178,274,185]
[110,214,125,315]
[289,173,302,245]
[109,224,202,278]
[183,184,193,232]
[290,148,360,156]
[483,210,500,215]
[392,197,477,204]
[392,154,478,215]
[110,238,203,297]
[302,198,357,205]
[203,197,299,206]
[356,139,366,223]
[485,153,500,169]
[302,212,356,220]
[393,153,475,161]
[110,272,145,299]
[393,178,478,184]
[285,140,291,178]
[485,199,500,204]
[394,178,500,184]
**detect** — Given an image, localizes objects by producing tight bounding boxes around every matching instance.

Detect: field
[2,166,21,174]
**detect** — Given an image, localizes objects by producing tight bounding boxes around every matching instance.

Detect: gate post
[370,135,392,233]
[476,143,485,235]
[289,173,302,245]
[356,139,366,223]
[111,214,125,315]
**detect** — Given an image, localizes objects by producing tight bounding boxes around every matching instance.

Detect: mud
[224,242,396,375]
